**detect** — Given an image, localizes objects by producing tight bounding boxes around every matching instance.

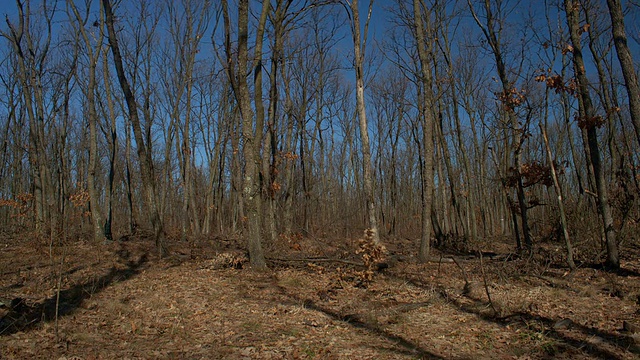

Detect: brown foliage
[0,193,33,218]
[535,70,577,96]
[505,161,561,189]
[576,114,606,130]
[495,87,526,112]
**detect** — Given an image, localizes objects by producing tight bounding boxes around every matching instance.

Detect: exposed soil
[1,232,639,359]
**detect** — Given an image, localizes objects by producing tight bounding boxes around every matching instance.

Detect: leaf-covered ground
[1,233,639,359]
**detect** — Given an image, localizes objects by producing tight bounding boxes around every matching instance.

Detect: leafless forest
[1,0,639,359]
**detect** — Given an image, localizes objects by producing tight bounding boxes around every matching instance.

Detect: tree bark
[606,0,640,149]
[564,0,619,269]
[468,0,532,252]
[165,0,208,240]
[412,0,436,261]
[2,1,55,237]
[263,0,289,244]
[102,0,167,257]
[350,0,380,244]
[100,43,118,241]
[68,0,106,243]
[540,122,576,270]
[221,0,267,269]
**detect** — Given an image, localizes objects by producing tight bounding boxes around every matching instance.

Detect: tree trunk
[102,0,166,257]
[2,2,55,237]
[564,0,619,269]
[98,46,118,241]
[606,0,640,149]
[350,0,380,244]
[221,0,267,269]
[469,0,532,252]
[413,0,436,261]
[281,64,296,236]
[263,0,288,244]
[540,122,576,270]
[230,108,244,233]
[68,0,106,243]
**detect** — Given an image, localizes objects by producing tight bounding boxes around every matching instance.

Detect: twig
[479,251,498,316]
[54,235,67,342]
[451,256,469,287]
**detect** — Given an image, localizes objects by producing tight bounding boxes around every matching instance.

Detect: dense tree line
[0,0,638,269]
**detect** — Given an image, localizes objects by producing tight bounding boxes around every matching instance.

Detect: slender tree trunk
[540,122,576,270]
[350,0,380,244]
[124,109,136,234]
[68,0,106,243]
[102,52,117,241]
[564,0,619,269]
[262,0,287,245]
[230,109,244,233]
[2,3,54,237]
[489,146,521,249]
[86,52,105,243]
[585,6,622,179]
[165,0,208,240]
[460,92,486,238]
[436,96,464,246]
[469,0,532,251]
[446,62,477,246]
[102,0,166,257]
[434,114,460,243]
[281,64,296,236]
[560,54,586,197]
[221,0,267,269]
[606,0,640,149]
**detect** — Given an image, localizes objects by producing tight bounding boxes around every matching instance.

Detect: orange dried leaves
[0,193,33,218]
[535,70,577,96]
[576,114,605,130]
[496,88,526,112]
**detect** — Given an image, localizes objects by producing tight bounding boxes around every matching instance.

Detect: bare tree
[98,37,119,240]
[412,0,436,260]
[102,0,167,257]
[1,0,56,236]
[163,0,211,240]
[67,0,106,243]
[606,0,640,149]
[0,55,24,230]
[370,70,409,237]
[220,0,269,269]
[468,0,533,252]
[435,2,479,248]
[540,122,576,270]
[564,0,619,269]
[347,0,380,244]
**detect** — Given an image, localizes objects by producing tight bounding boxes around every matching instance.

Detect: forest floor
[0,231,639,360]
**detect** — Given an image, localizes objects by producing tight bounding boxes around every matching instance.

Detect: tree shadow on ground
[0,250,148,336]
[390,271,637,360]
[272,281,446,359]
[302,299,446,359]
[582,263,640,278]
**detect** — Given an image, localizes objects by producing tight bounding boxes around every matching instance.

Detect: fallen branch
[267,257,363,266]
